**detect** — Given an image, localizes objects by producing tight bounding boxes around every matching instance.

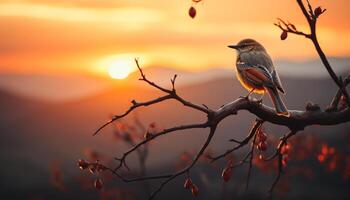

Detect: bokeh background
[0,0,349,199]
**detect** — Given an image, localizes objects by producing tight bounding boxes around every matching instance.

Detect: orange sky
[0,0,349,77]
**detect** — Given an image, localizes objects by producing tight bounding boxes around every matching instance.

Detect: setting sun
[107,57,136,79]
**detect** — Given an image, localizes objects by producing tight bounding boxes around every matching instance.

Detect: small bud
[259,154,264,160]
[97,164,107,172]
[94,178,103,190]
[191,184,199,197]
[314,7,322,17]
[149,122,156,128]
[189,7,196,19]
[257,141,267,151]
[89,164,97,174]
[144,131,153,140]
[78,159,89,170]
[306,101,321,111]
[184,178,193,189]
[280,31,288,40]
[221,167,232,182]
[290,24,296,31]
[257,130,267,142]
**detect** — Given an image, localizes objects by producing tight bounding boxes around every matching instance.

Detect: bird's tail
[265,87,290,117]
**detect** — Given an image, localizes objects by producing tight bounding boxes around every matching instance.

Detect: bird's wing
[250,51,285,94]
[237,62,275,88]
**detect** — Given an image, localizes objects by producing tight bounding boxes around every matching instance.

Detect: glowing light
[107,58,135,79]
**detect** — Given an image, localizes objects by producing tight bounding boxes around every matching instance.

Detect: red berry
[184,178,193,189]
[189,7,196,19]
[191,184,199,197]
[280,31,288,40]
[282,155,289,168]
[257,141,267,151]
[282,159,287,168]
[94,178,103,190]
[221,167,232,182]
[318,154,325,163]
[78,159,89,170]
[281,144,291,155]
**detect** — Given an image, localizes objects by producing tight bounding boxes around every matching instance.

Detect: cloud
[0,3,165,28]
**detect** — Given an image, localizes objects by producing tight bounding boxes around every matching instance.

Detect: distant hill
[0,57,349,102]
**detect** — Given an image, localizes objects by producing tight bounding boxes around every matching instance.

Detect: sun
[107,58,135,79]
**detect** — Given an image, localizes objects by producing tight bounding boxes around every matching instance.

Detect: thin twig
[209,119,264,162]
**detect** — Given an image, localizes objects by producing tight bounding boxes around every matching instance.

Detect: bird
[228,39,290,117]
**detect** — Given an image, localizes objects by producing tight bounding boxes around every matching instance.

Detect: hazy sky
[0,0,349,77]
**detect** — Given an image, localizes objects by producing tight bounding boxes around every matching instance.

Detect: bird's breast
[235,65,265,94]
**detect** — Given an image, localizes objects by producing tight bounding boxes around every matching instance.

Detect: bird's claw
[257,98,263,105]
[240,95,250,100]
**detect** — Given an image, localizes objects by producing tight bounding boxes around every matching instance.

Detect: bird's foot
[257,98,263,105]
[240,89,255,100]
[240,95,250,100]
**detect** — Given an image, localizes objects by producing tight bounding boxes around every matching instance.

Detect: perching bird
[228,39,290,117]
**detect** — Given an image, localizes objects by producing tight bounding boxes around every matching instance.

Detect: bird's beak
[227,45,240,49]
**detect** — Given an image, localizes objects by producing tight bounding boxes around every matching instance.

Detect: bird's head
[228,39,265,53]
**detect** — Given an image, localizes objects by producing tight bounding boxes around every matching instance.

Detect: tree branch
[328,74,350,111]
[209,119,263,162]
[114,122,209,171]
[275,0,350,106]
[148,126,217,199]
[89,56,350,198]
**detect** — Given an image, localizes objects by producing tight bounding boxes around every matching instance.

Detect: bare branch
[276,0,350,106]
[114,122,209,171]
[135,58,210,113]
[148,126,217,199]
[209,119,263,162]
[328,74,350,111]
[93,95,173,136]
[217,98,350,131]
[264,130,297,161]
[245,130,258,191]
[268,152,283,195]
[274,18,310,38]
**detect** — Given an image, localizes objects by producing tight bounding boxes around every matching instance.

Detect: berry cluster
[281,144,291,168]
[184,178,199,197]
[78,159,106,190]
[256,129,268,152]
